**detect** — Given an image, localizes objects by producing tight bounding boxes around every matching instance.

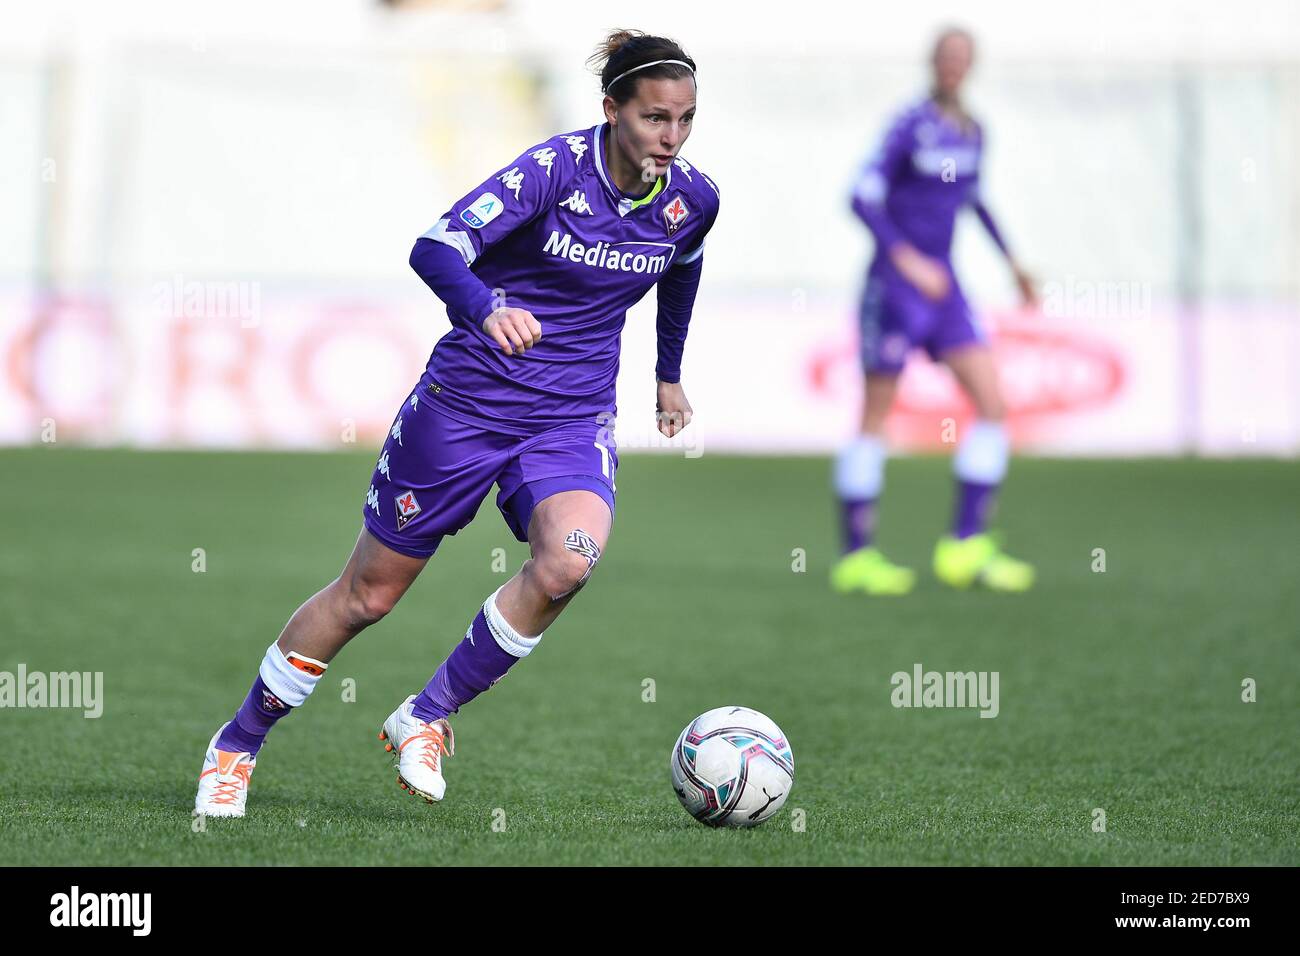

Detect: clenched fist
[483,307,543,357]
[656,380,693,438]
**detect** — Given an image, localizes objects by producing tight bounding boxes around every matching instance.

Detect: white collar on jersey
[591,122,673,218]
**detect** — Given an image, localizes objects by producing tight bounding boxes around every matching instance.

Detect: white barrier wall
[2,283,1295,455]
[1,1,1297,455]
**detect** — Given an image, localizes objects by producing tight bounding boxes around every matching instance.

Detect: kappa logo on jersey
[390,416,403,446]
[261,689,287,713]
[376,449,390,480]
[366,484,380,514]
[459,192,503,229]
[673,156,694,181]
[394,490,422,530]
[531,146,557,176]
[559,190,593,215]
[565,135,588,161]
[664,195,690,234]
[497,166,525,201]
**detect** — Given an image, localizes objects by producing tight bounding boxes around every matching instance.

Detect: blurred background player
[832,26,1038,596]
[194,29,719,815]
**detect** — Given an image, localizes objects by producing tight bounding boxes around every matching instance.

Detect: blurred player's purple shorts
[362,385,617,559]
[858,261,985,374]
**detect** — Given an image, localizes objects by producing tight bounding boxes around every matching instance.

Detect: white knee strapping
[258,643,326,708]
[834,435,887,499]
[484,587,543,659]
[954,420,1009,484]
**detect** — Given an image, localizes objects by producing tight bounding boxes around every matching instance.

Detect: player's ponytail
[588,29,696,103]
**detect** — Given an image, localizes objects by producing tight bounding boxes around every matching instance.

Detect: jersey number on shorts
[594,441,616,491]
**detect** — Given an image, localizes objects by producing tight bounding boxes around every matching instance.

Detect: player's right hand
[890,244,951,302]
[483,307,542,357]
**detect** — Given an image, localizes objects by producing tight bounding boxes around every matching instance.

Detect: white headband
[603,58,696,93]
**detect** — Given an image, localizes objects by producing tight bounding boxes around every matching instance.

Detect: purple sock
[841,498,876,553]
[953,480,998,539]
[215,675,292,757]
[412,609,520,722]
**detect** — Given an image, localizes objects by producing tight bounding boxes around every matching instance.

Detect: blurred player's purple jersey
[418,123,720,436]
[851,98,1002,263]
[851,98,1009,373]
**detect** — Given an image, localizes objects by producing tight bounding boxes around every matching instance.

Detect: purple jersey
[850,98,1007,263]
[417,122,720,436]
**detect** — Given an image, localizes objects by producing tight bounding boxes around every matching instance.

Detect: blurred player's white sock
[952,420,1008,538]
[954,420,1008,484]
[835,435,886,552]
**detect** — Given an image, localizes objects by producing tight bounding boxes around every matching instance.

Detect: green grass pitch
[0,447,1296,865]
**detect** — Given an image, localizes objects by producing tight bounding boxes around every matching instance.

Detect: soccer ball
[670,706,794,828]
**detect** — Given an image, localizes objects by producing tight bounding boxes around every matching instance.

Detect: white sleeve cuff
[421,218,477,267]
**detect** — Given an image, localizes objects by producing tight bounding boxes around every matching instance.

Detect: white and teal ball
[670,706,794,828]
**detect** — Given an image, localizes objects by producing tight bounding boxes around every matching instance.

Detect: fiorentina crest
[394,490,422,530]
[663,194,689,235]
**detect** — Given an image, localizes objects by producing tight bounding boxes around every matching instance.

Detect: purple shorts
[362,386,617,559]
[858,262,985,375]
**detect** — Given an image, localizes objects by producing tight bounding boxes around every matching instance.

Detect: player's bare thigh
[341,526,430,614]
[941,343,1005,420]
[499,490,612,630]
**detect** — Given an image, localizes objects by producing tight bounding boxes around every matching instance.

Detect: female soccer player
[831,26,1036,596]
[195,30,719,816]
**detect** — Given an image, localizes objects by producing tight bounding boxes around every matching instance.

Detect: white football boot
[379,694,454,803]
[194,722,256,818]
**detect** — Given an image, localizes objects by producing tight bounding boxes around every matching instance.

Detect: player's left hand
[655,381,693,438]
[1012,264,1038,309]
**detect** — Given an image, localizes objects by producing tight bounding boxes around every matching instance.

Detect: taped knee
[550,528,601,599]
